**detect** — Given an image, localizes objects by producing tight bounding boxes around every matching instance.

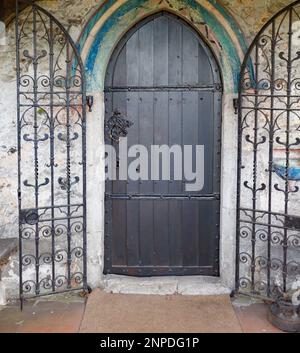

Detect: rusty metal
[268,301,300,332]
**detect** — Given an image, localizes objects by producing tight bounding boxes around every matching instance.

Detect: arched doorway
[104,12,222,277]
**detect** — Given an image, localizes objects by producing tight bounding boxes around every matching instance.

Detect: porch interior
[0,0,299,335]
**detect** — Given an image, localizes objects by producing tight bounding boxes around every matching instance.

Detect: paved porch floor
[0,292,283,333]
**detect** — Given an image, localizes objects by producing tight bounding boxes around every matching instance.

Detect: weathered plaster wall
[219,0,296,38]
[0,0,299,301]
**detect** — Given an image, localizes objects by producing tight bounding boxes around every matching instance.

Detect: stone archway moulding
[77,0,248,93]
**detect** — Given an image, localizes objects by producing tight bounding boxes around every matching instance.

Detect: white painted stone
[0,283,6,305]
[84,90,106,289]
[103,275,179,295]
[103,275,231,296]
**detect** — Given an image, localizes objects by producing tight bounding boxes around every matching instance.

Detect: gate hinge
[20,208,39,225]
[86,95,94,112]
[285,215,300,230]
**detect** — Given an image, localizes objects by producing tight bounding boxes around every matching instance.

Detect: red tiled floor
[0,294,286,333]
[0,295,86,333]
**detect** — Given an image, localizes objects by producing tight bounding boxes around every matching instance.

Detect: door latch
[105,110,134,142]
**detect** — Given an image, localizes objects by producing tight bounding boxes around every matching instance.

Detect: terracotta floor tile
[0,294,287,333]
[0,296,85,333]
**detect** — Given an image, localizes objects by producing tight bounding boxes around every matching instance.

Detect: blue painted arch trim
[78,0,248,92]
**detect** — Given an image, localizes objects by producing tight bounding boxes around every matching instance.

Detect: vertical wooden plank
[126,92,140,192]
[154,200,169,266]
[125,29,141,266]
[126,199,140,266]
[112,91,127,195]
[139,20,154,193]
[181,23,200,279]
[126,92,140,266]
[153,92,169,192]
[198,91,214,194]
[139,91,154,266]
[198,200,217,267]
[138,20,155,266]
[153,91,170,265]
[138,20,154,86]
[138,91,153,193]
[113,45,127,86]
[152,17,170,266]
[169,91,183,194]
[182,91,199,188]
[139,199,154,267]
[182,200,199,266]
[182,25,199,86]
[213,91,222,195]
[126,30,139,86]
[198,44,213,86]
[111,200,127,266]
[168,91,183,266]
[153,16,169,86]
[168,16,182,86]
[182,91,199,266]
[169,200,183,266]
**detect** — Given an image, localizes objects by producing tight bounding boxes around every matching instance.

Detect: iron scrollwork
[105,110,134,142]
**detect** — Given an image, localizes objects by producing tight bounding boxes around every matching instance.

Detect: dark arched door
[104,12,222,277]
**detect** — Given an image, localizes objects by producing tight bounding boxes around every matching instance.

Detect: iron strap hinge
[104,84,222,93]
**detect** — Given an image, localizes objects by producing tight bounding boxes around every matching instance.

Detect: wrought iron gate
[237,1,300,299]
[16,0,87,306]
